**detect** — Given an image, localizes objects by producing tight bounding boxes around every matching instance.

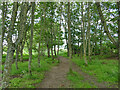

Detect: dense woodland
[0,1,120,88]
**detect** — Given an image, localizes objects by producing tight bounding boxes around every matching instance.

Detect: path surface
[35,56,71,88]
[35,56,117,88]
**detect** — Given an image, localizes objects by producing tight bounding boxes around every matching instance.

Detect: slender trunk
[0,7,2,86]
[82,2,88,65]
[37,14,43,67]
[38,41,40,67]
[117,2,120,87]
[68,2,72,59]
[51,47,54,60]
[29,2,35,76]
[20,46,23,62]
[54,45,56,56]
[50,5,54,60]
[68,2,72,72]
[94,20,98,55]
[57,44,59,56]
[47,44,50,57]
[38,29,43,67]
[2,2,18,88]
[2,2,7,56]
[57,3,62,56]
[15,45,19,70]
[80,27,83,58]
[77,40,80,56]
[100,25,103,55]
[87,2,91,60]
[117,1,120,60]
[95,2,117,46]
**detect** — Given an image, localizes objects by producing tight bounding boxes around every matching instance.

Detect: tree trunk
[51,47,54,60]
[2,2,18,88]
[57,3,62,56]
[94,20,98,55]
[117,2,120,85]
[95,2,117,46]
[54,45,56,56]
[47,44,50,57]
[82,2,88,65]
[87,2,91,60]
[117,1,120,59]
[38,41,40,67]
[20,44,23,62]
[15,45,19,70]
[68,2,72,72]
[100,25,103,55]
[80,26,83,58]
[0,8,2,86]
[38,25,43,67]
[68,2,72,59]
[2,2,7,55]
[28,2,35,76]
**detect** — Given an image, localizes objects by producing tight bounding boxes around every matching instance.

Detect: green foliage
[72,56,118,85]
[67,71,97,88]
[2,54,58,88]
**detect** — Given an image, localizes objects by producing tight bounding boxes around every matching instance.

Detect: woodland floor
[35,56,117,88]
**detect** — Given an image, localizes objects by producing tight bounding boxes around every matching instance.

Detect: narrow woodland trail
[35,56,71,88]
[35,56,117,88]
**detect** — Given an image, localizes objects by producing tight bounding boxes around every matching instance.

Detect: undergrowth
[71,55,118,87]
[2,55,58,88]
[67,71,97,88]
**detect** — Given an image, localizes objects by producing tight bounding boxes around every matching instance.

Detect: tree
[28,2,35,76]
[2,2,31,88]
[2,2,7,56]
[2,2,18,88]
[0,3,2,86]
[68,2,72,59]
[95,2,117,46]
[100,25,103,55]
[81,2,88,65]
[117,2,120,87]
[87,2,91,60]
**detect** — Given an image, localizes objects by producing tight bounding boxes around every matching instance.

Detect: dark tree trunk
[54,45,56,56]
[51,47,54,60]
[47,44,50,57]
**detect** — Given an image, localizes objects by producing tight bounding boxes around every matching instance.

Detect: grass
[71,55,118,87]
[67,71,97,88]
[2,54,59,88]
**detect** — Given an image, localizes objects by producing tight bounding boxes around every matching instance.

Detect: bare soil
[35,56,71,88]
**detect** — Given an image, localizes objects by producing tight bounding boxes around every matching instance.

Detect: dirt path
[35,56,117,88]
[35,56,71,88]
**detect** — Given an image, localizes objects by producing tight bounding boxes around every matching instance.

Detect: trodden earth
[35,56,117,88]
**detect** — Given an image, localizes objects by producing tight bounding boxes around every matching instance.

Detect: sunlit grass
[67,71,97,88]
[71,56,118,86]
[2,54,58,88]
